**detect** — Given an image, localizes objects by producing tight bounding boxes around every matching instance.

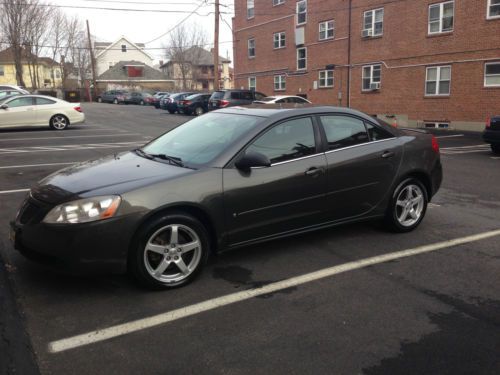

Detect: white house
[94,36,155,76]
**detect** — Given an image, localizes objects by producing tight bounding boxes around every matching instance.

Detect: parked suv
[178,93,211,116]
[484,116,500,154]
[97,90,128,104]
[208,89,267,110]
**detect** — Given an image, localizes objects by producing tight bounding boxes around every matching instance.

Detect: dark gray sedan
[10,107,442,289]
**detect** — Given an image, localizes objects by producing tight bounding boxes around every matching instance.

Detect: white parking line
[0,134,140,142]
[0,188,30,195]
[0,162,76,170]
[47,228,500,354]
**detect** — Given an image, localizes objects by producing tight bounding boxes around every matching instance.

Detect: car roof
[216,105,380,123]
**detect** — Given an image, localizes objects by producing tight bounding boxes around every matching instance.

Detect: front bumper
[10,195,143,274]
[482,129,500,144]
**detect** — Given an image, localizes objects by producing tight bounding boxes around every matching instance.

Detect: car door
[318,114,402,221]
[34,97,57,125]
[0,96,36,127]
[223,116,327,246]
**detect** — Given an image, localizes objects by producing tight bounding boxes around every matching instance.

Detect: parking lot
[1,103,499,375]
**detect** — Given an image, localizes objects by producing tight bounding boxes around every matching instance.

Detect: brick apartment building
[232,0,500,130]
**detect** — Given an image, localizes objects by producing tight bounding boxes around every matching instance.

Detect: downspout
[347,0,352,108]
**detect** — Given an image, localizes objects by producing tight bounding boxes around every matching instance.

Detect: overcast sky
[50,0,234,64]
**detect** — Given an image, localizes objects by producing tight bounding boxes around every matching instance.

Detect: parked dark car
[97,90,128,104]
[10,106,442,289]
[209,89,267,110]
[152,92,170,109]
[178,93,211,116]
[483,116,500,154]
[124,92,153,105]
[163,92,195,114]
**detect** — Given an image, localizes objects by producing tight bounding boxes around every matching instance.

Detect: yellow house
[0,47,62,90]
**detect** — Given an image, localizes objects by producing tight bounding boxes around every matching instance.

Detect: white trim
[425,65,451,96]
[361,64,382,91]
[248,38,256,58]
[428,1,454,35]
[273,31,286,49]
[270,152,323,166]
[296,0,307,26]
[319,20,335,40]
[95,36,154,60]
[318,70,334,88]
[324,138,396,155]
[297,47,307,71]
[248,76,257,90]
[363,8,384,37]
[487,0,500,19]
[274,74,286,91]
[484,61,500,87]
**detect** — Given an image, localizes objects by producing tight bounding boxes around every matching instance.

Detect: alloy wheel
[143,224,202,284]
[395,184,424,227]
[51,115,68,130]
[195,106,203,116]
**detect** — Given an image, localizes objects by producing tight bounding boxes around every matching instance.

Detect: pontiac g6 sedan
[11,107,442,289]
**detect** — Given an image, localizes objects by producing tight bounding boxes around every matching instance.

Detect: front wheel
[113,98,119,104]
[129,213,210,289]
[194,106,204,116]
[49,115,69,130]
[384,178,428,232]
[491,144,500,155]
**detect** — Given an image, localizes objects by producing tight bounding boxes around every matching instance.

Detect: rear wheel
[129,213,209,289]
[491,144,500,155]
[49,115,69,130]
[194,106,204,116]
[168,109,175,114]
[113,98,119,104]
[140,100,145,105]
[384,178,428,232]
[97,97,102,103]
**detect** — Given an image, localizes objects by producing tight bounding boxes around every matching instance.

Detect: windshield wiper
[134,148,154,160]
[134,148,189,168]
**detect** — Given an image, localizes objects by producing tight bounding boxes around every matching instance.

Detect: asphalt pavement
[0,103,499,375]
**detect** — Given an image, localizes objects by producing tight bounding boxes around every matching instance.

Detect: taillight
[486,117,491,129]
[431,135,439,154]
[220,100,229,107]
[74,106,82,113]
[185,101,191,105]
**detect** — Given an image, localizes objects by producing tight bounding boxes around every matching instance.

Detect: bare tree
[0,0,43,87]
[163,23,207,90]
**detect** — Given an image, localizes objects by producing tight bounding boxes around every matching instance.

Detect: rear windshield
[211,91,225,100]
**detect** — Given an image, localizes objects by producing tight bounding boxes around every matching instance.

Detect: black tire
[129,213,210,289]
[384,177,428,232]
[113,98,119,104]
[49,114,69,130]
[168,109,175,114]
[491,144,500,155]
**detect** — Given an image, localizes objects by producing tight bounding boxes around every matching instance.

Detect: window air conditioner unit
[362,29,373,37]
[370,82,380,90]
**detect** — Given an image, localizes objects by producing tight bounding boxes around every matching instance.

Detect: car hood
[31,151,194,204]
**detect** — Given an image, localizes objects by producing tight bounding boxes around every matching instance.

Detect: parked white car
[0,85,29,94]
[0,95,85,130]
[253,95,312,104]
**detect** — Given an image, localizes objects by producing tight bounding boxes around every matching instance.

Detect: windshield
[142,113,261,166]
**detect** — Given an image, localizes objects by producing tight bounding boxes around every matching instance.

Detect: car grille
[18,199,44,225]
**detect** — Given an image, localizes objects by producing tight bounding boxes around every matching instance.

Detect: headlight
[43,196,121,224]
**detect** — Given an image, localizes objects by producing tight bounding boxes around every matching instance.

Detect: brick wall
[233,0,500,130]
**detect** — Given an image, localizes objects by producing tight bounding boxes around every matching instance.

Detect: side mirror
[0,104,8,110]
[235,151,271,171]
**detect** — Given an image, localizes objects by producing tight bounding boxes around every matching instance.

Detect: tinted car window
[36,97,56,105]
[247,117,316,164]
[142,113,260,166]
[7,97,33,108]
[211,91,225,100]
[230,92,241,100]
[365,122,394,141]
[241,92,253,100]
[320,115,369,150]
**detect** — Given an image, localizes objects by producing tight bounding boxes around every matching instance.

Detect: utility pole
[213,0,220,90]
[86,20,97,101]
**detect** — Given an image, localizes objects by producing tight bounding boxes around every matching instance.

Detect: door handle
[381,150,395,159]
[305,167,322,176]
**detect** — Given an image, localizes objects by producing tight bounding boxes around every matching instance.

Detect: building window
[121,44,127,52]
[488,0,500,18]
[363,8,384,36]
[296,0,307,25]
[319,20,335,40]
[297,47,307,70]
[425,66,451,96]
[319,70,334,88]
[248,76,257,90]
[248,38,255,58]
[273,32,286,49]
[273,0,285,5]
[485,62,500,87]
[247,0,254,19]
[0,66,4,76]
[429,1,454,34]
[362,64,381,91]
[274,75,286,91]
[425,122,450,129]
